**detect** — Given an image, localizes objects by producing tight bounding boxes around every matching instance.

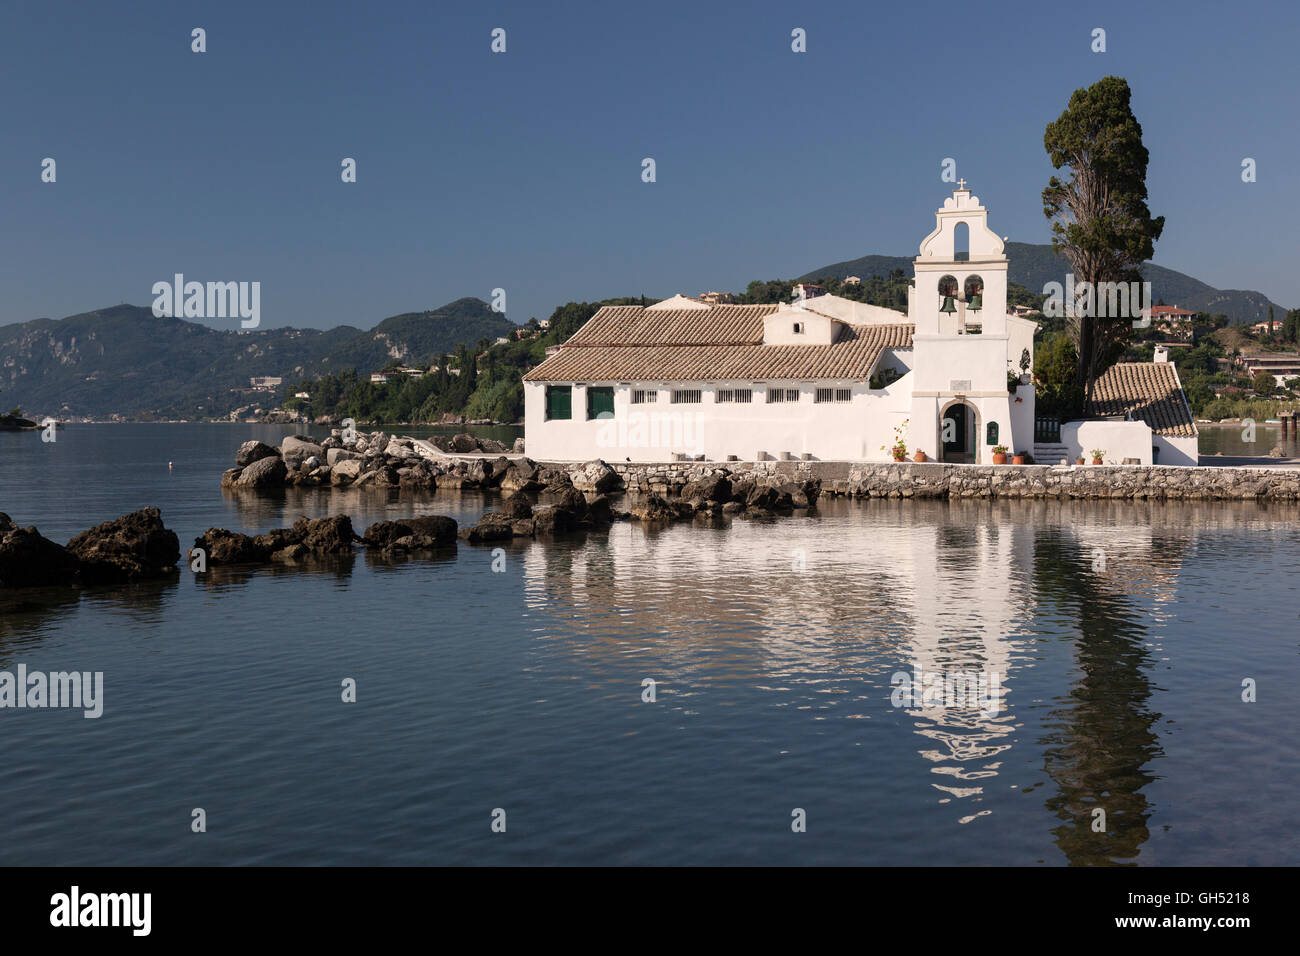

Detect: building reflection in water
[510,496,1275,862]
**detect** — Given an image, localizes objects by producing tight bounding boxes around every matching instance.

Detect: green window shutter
[546,385,571,421]
[985,421,999,445]
[587,386,614,419]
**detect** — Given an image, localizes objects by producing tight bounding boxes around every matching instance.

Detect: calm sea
[0,424,1297,865]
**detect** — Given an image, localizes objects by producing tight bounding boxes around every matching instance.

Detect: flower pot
[1076,458,1085,466]
[913,450,927,462]
[992,452,1008,465]
[1012,454,1026,465]
[1091,458,1103,465]
[892,454,906,462]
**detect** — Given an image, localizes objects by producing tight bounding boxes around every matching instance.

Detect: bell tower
[911,183,1009,336]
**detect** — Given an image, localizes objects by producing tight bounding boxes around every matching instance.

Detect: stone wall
[587,460,1300,501]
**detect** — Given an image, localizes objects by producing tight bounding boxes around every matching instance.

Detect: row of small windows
[544,385,854,420]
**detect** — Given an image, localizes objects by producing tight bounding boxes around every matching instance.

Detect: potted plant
[1012,451,1027,465]
[1007,370,1019,394]
[881,419,909,462]
[1076,456,1085,466]
[913,449,927,462]
[992,444,1009,465]
[1090,449,1105,465]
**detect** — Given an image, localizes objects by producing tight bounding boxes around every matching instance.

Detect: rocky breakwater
[456,461,822,542]
[222,430,518,492]
[0,508,181,589]
[191,513,460,568]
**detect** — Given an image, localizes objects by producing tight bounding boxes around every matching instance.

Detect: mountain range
[0,298,516,420]
[800,242,1290,323]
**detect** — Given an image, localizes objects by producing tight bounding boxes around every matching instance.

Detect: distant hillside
[0,298,515,420]
[800,242,1289,324]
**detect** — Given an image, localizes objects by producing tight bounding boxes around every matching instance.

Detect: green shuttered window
[545,385,572,421]
[587,386,614,419]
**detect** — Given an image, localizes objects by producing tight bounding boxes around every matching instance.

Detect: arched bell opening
[938,275,958,315]
[963,275,984,312]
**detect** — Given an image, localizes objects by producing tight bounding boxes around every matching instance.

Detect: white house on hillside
[523,185,1198,465]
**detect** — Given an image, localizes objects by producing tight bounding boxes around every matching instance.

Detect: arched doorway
[940,400,979,464]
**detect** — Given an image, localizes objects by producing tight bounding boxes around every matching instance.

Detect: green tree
[1251,371,1276,395]
[1042,76,1165,406]
[1033,333,1084,417]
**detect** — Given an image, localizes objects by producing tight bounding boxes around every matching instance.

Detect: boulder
[499,496,534,519]
[362,516,458,549]
[235,440,281,467]
[682,473,732,503]
[531,505,577,536]
[65,507,181,584]
[479,438,509,454]
[252,528,300,554]
[0,522,81,588]
[384,441,415,460]
[193,529,269,565]
[281,435,324,469]
[585,495,613,525]
[511,519,535,537]
[330,458,364,484]
[291,516,356,553]
[500,463,545,493]
[459,516,515,543]
[450,433,480,454]
[326,448,359,466]
[234,455,287,489]
[512,437,526,453]
[570,459,619,494]
[221,467,243,488]
[627,494,678,522]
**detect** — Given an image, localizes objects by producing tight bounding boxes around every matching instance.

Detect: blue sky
[2,0,1296,330]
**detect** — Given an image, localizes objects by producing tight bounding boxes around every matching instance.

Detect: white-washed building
[523,185,1197,464]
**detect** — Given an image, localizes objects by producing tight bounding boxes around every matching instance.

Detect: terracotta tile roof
[1086,362,1197,437]
[524,306,913,382]
[562,304,777,347]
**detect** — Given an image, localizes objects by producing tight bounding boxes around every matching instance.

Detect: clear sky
[2,0,1296,330]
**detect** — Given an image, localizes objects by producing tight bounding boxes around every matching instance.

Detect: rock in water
[235,440,281,467]
[193,529,269,565]
[66,507,180,584]
[234,455,288,489]
[290,515,356,553]
[0,520,81,588]
[362,516,458,550]
[570,459,619,494]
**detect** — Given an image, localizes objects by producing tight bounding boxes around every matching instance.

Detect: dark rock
[570,459,619,494]
[0,523,81,588]
[531,505,577,536]
[235,440,281,467]
[499,496,534,519]
[682,473,732,503]
[511,519,535,537]
[291,515,356,553]
[221,467,243,488]
[66,507,180,584]
[252,528,300,554]
[362,516,458,549]
[450,433,481,454]
[459,517,514,542]
[479,438,509,454]
[585,495,613,525]
[627,494,678,522]
[194,529,269,564]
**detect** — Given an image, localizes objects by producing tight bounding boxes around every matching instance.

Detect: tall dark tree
[1043,76,1165,410]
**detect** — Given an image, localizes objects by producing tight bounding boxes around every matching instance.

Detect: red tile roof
[1085,362,1197,437]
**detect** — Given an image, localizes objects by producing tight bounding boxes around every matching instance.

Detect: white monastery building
[524,185,1198,466]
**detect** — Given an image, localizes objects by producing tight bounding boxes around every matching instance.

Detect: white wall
[1154,434,1199,466]
[524,378,912,462]
[1061,420,1154,464]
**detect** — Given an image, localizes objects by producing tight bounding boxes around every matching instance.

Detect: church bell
[939,296,956,314]
[967,293,982,311]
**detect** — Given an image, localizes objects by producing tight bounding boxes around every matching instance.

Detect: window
[631,389,657,404]
[986,421,999,445]
[792,322,804,334]
[586,386,614,419]
[836,388,851,402]
[786,389,800,402]
[671,389,701,404]
[716,388,752,403]
[815,388,852,403]
[768,388,799,403]
[545,385,571,421]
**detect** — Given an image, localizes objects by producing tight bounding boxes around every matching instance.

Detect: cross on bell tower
[956,178,967,190]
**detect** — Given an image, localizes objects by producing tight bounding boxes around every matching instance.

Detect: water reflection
[510,497,1294,862]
